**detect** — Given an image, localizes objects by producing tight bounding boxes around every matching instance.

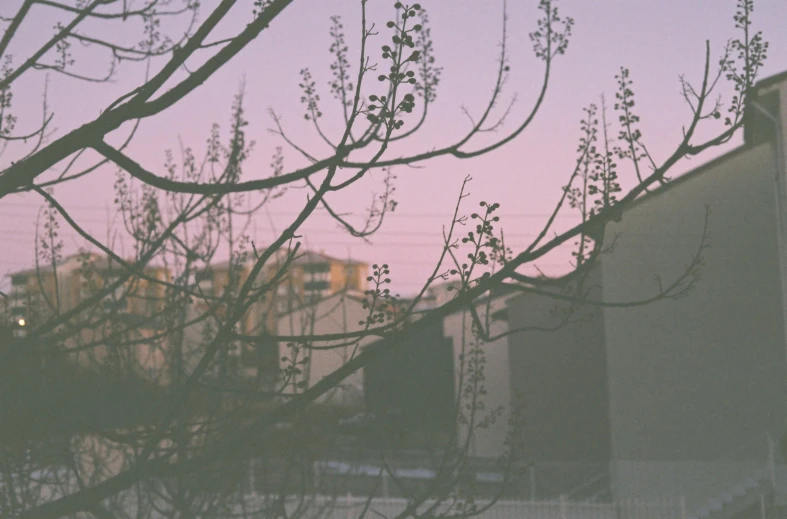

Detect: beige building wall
[276,292,373,409]
[600,142,787,509]
[443,293,516,459]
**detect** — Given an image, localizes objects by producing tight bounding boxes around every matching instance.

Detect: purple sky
[2,0,786,295]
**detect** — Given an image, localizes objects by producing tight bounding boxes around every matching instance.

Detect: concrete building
[7,252,169,321]
[269,249,369,314]
[187,248,369,379]
[1,246,368,387]
[597,71,787,513]
[440,288,519,460]
[276,290,374,409]
[487,71,787,512]
[502,274,611,500]
[364,311,456,440]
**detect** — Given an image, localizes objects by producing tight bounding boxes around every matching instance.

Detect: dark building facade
[363,319,456,440]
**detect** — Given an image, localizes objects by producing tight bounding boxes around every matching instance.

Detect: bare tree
[0,0,770,517]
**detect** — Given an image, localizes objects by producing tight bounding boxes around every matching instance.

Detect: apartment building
[191,249,368,320]
[7,251,169,327]
[5,251,171,381]
[269,249,369,313]
[4,246,369,386]
[186,248,369,378]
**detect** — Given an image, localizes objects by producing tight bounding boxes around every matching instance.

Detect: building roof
[617,69,787,215]
[83,255,166,274]
[254,245,366,266]
[289,249,366,266]
[410,281,521,319]
[9,252,167,280]
[754,69,787,91]
[199,248,366,274]
[9,251,101,278]
[275,289,367,318]
[198,258,249,272]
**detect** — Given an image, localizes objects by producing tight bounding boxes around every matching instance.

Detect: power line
[0,226,714,242]
[0,228,548,241]
[0,207,579,219]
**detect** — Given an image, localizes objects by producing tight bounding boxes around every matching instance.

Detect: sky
[2,0,787,295]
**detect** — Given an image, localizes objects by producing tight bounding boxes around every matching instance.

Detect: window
[194,270,213,282]
[239,334,280,386]
[303,262,330,274]
[303,280,330,292]
[304,271,330,283]
[193,270,214,297]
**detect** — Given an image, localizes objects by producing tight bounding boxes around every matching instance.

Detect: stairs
[690,469,771,519]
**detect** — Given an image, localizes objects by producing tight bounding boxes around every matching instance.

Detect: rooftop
[203,248,366,273]
[619,68,787,215]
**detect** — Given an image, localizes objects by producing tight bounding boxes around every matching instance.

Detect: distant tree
[0,0,769,518]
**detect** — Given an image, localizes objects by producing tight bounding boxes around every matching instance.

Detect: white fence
[243,495,688,519]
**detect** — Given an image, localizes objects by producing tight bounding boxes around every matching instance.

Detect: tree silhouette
[0,0,770,517]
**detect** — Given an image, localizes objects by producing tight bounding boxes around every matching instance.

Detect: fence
[251,454,613,501]
[241,495,688,519]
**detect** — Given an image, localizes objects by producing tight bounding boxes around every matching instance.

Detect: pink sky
[2,0,786,295]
